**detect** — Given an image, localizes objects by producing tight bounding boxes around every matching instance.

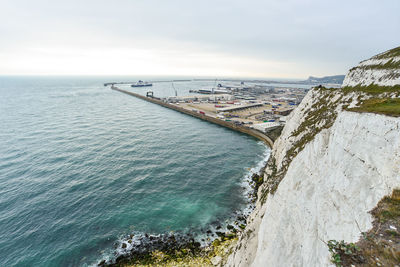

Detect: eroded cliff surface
[227,46,400,267]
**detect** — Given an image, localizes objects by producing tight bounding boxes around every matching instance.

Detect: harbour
[110,86,275,147]
[105,78,317,148]
[0,76,269,266]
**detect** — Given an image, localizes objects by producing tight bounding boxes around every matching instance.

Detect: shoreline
[95,145,271,266]
[111,86,275,148]
[93,86,274,266]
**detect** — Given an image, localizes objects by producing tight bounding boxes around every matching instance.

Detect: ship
[131,80,153,87]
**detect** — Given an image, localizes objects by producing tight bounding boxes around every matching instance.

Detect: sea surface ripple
[0,77,269,266]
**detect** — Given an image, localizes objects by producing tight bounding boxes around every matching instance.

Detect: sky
[0,0,399,79]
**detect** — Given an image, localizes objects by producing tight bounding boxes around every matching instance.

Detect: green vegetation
[114,235,238,267]
[327,240,362,267]
[347,98,400,117]
[260,87,342,203]
[260,83,398,203]
[266,125,284,142]
[355,59,400,71]
[346,46,400,83]
[260,156,277,204]
[373,189,400,223]
[373,46,400,60]
[327,189,400,267]
[250,172,264,200]
[342,84,400,95]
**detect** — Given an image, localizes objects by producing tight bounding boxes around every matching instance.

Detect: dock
[110,86,274,147]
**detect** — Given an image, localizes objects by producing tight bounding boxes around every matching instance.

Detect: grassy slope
[342,84,400,95]
[348,98,400,117]
[343,46,400,116]
[328,189,400,267]
[373,46,400,60]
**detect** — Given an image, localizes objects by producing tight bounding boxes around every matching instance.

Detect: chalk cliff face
[343,48,400,87]
[227,47,400,267]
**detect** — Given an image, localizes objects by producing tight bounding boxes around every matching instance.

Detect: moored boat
[131,80,153,87]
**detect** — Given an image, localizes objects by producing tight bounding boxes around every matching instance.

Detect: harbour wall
[111,87,274,147]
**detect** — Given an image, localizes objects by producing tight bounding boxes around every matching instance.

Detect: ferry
[131,80,153,87]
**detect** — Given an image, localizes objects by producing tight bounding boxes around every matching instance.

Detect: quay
[110,86,274,147]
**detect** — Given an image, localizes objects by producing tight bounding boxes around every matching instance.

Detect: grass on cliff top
[357,58,400,71]
[348,46,400,72]
[347,98,400,117]
[373,46,400,60]
[342,84,400,95]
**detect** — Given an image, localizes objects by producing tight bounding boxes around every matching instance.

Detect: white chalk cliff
[343,49,400,87]
[227,47,400,267]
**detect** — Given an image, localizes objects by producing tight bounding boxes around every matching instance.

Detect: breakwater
[111,87,274,147]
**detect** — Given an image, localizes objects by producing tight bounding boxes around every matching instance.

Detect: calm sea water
[0,77,269,266]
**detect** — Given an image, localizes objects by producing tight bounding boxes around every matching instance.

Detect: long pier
[111,87,274,148]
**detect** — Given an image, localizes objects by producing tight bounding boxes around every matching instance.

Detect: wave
[90,144,271,266]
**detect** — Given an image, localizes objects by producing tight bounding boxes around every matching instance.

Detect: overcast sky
[0,0,399,78]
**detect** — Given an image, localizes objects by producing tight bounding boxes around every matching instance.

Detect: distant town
[166,81,306,134]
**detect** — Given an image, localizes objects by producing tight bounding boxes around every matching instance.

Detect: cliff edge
[227,46,400,266]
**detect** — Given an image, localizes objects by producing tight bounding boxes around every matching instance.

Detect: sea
[0,76,271,266]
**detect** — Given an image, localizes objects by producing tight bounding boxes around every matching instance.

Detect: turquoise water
[0,77,268,266]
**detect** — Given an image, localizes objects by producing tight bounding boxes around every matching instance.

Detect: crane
[171,82,177,97]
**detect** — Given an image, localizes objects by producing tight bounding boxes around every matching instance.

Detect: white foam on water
[91,144,271,266]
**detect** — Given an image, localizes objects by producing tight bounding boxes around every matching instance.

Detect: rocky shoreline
[95,150,269,266]
[99,227,239,266]
[97,203,250,266]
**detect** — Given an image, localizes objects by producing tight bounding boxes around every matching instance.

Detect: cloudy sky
[0,0,399,78]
